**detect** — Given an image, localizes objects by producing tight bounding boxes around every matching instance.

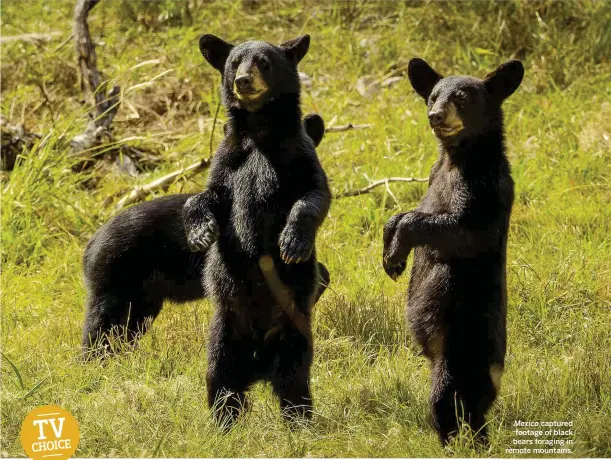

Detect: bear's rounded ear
[280,35,310,65]
[408,58,442,101]
[484,60,524,101]
[199,34,234,72]
[303,113,325,148]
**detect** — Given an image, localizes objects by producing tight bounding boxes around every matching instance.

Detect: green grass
[2,0,610,457]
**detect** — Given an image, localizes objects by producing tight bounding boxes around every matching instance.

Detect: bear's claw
[279,226,313,264]
[383,258,407,281]
[187,218,219,252]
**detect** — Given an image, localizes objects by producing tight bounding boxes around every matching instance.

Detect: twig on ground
[326,123,372,133]
[0,32,61,44]
[113,158,211,212]
[384,180,399,205]
[54,33,75,52]
[335,176,428,198]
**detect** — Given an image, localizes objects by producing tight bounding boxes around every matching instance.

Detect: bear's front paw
[279,226,314,264]
[186,213,219,252]
[382,256,407,281]
[382,212,413,280]
[383,212,406,248]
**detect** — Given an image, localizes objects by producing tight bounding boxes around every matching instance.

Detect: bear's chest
[226,150,293,255]
[231,151,281,205]
[420,166,462,214]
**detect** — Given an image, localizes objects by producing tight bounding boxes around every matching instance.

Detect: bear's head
[408,58,524,146]
[199,34,310,113]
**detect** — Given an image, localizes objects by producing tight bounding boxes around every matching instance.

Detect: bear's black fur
[183,34,331,426]
[81,114,329,356]
[383,58,523,444]
[82,194,205,352]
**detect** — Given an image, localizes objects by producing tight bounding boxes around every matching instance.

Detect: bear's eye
[259,58,270,71]
[454,91,468,104]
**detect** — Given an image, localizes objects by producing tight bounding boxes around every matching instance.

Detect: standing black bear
[183,34,331,426]
[383,58,523,444]
[81,115,329,356]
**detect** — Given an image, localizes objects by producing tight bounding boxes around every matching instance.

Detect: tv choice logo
[20,405,79,460]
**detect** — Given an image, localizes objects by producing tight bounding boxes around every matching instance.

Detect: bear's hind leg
[273,373,312,423]
[206,309,254,428]
[460,366,500,444]
[270,323,313,424]
[82,291,124,358]
[430,359,459,445]
[123,295,163,342]
[206,379,248,430]
[431,359,498,446]
[82,291,162,359]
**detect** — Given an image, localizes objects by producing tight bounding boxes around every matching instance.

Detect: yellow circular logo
[20,405,79,460]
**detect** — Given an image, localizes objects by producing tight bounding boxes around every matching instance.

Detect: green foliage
[2,0,610,457]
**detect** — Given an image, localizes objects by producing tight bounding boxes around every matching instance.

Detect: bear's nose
[235,75,253,91]
[428,111,445,127]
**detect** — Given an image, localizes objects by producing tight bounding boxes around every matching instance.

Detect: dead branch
[326,123,372,133]
[0,32,62,44]
[71,0,120,153]
[54,33,75,52]
[335,176,428,198]
[113,158,211,212]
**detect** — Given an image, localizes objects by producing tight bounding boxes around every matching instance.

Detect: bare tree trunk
[71,0,120,153]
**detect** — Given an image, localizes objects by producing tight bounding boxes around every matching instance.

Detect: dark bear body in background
[81,114,329,356]
[82,194,204,351]
[383,58,523,444]
[183,34,331,426]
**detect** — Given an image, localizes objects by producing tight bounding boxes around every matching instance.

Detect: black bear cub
[183,34,331,426]
[383,58,523,444]
[81,114,328,356]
